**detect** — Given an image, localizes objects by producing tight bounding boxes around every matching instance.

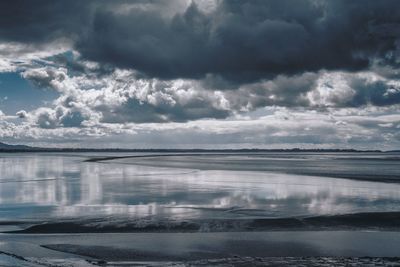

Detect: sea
[0,151,399,266]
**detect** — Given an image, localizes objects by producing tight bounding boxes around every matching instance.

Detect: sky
[0,0,400,149]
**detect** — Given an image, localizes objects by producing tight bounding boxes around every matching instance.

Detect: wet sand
[90,152,400,183]
[1,152,400,265]
[5,211,400,233]
[1,231,400,266]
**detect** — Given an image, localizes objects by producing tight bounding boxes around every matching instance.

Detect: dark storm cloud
[2,0,400,127]
[1,0,400,83]
[99,98,230,123]
[77,0,400,82]
[0,0,92,44]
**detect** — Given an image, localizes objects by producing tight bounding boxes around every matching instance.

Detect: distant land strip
[0,142,391,153]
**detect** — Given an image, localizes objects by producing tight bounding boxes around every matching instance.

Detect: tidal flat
[0,152,400,266]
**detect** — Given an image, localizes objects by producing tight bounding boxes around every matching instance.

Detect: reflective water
[0,152,400,222]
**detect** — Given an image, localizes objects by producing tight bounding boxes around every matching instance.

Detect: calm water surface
[0,152,400,222]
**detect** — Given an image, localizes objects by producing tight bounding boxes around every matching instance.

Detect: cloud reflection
[1,153,400,220]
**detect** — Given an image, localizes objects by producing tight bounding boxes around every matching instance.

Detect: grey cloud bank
[2,0,400,81]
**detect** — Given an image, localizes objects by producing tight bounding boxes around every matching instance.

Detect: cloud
[2,0,400,123]
[1,106,399,150]
[0,0,400,149]
[17,61,400,126]
[21,67,68,92]
[16,110,27,119]
[32,107,90,129]
[21,66,233,124]
[75,0,400,83]
[0,0,91,44]
[0,0,399,83]
[6,60,400,149]
[306,71,400,107]
[0,41,70,72]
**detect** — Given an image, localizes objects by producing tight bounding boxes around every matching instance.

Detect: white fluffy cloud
[18,61,400,125]
[0,40,71,72]
[0,52,393,149]
[0,30,397,150]
[1,104,400,150]
[20,65,234,125]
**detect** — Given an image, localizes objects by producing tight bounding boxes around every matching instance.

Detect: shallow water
[0,152,400,223]
[1,152,400,264]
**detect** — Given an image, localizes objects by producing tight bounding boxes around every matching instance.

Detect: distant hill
[0,142,35,150]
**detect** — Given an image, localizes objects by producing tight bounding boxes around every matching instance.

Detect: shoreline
[4,211,400,234]
[84,153,400,184]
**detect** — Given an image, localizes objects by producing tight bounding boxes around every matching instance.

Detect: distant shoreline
[0,149,394,152]
[1,141,399,153]
[0,148,390,153]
